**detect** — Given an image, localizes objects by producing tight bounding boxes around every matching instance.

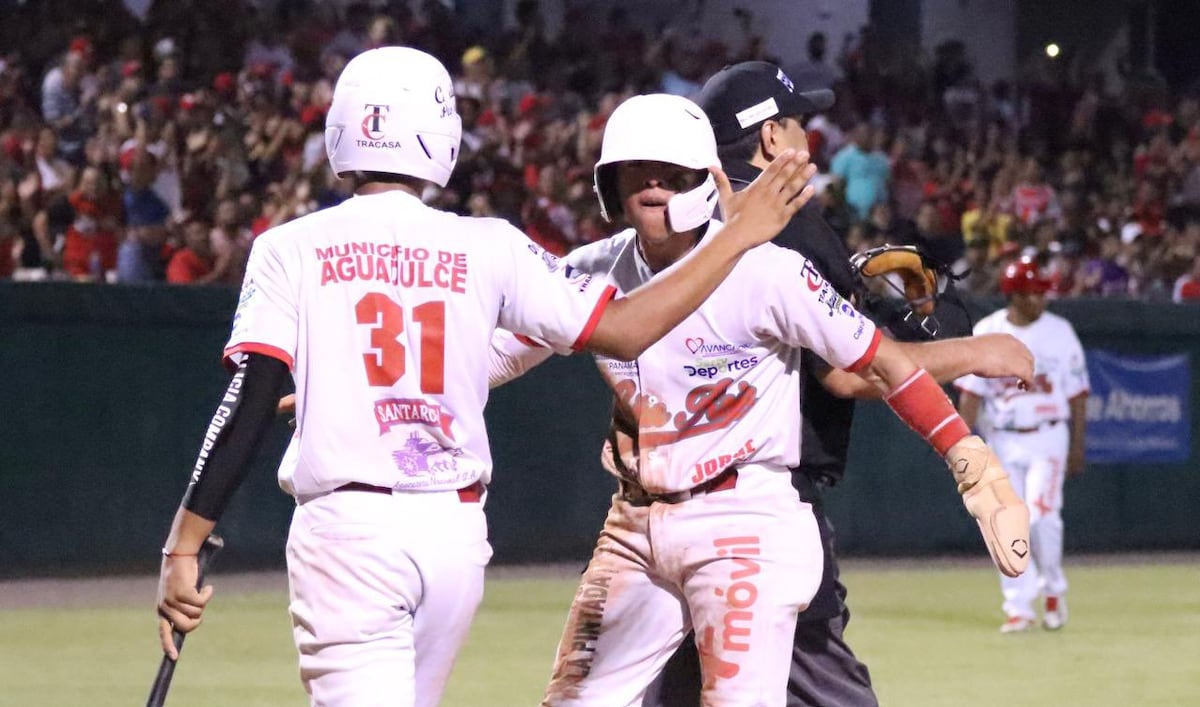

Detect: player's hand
[156,554,215,659]
[711,149,816,249]
[277,393,297,428]
[968,333,1035,388]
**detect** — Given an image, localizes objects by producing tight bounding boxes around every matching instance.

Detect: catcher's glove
[849,244,939,315]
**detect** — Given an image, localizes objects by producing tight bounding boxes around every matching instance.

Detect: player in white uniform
[489,94,1032,706]
[956,257,1089,633]
[153,48,823,707]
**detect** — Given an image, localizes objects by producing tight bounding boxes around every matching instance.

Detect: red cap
[1000,257,1050,295]
[518,93,545,117]
[213,72,235,95]
[69,37,93,57]
[121,60,142,78]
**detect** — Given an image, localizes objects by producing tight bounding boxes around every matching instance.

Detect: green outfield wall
[1,283,1196,576]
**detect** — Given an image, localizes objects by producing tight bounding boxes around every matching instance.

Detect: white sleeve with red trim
[224,234,298,370]
[488,329,554,388]
[756,248,880,372]
[496,230,616,355]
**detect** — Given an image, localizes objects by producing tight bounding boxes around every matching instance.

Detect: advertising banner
[1085,351,1192,463]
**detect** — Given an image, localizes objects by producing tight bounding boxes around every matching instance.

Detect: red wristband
[884,369,970,456]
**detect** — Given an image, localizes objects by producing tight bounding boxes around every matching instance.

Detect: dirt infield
[2,553,1195,610]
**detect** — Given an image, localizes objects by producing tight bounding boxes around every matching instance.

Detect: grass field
[1,558,1197,706]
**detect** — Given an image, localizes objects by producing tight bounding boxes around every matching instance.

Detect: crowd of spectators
[1,0,1199,302]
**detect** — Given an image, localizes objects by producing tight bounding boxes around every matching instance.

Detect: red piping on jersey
[223,342,295,372]
[571,284,618,351]
[843,328,882,373]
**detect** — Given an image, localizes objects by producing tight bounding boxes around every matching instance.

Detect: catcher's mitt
[849,244,939,316]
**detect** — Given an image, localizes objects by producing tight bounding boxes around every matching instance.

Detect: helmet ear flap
[594,163,621,222]
[592,94,719,225]
[324,126,345,176]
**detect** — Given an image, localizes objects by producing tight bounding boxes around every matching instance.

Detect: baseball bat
[146,533,224,707]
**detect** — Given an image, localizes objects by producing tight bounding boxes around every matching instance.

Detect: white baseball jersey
[544,222,880,494]
[226,189,615,496]
[955,309,1089,431]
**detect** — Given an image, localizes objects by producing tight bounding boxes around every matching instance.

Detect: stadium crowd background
[2,0,1199,302]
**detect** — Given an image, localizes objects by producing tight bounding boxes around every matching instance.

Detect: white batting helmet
[325,47,461,187]
[594,94,720,226]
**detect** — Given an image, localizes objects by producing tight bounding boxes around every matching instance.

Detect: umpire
[646,61,973,707]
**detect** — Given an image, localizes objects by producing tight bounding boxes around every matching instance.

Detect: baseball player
[647,61,1022,707]
[956,257,1089,633]
[153,48,821,707]
[489,93,1030,706]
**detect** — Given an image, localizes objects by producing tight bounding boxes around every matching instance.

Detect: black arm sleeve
[181,353,290,520]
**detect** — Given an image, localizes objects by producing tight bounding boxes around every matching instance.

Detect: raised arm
[585,150,816,361]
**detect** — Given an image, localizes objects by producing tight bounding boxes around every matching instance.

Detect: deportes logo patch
[683,356,759,378]
[361,103,389,139]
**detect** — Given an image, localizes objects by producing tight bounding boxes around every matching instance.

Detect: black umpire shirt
[724,159,861,485]
[724,159,974,483]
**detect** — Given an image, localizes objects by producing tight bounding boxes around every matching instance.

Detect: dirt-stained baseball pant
[646,478,877,707]
[988,424,1068,619]
[542,467,823,707]
[286,487,492,707]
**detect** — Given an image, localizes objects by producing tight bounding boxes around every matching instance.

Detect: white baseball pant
[286,487,492,706]
[989,424,1069,619]
[542,466,823,707]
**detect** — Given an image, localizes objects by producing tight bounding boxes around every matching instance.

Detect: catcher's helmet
[1000,256,1050,295]
[593,94,719,227]
[325,47,461,187]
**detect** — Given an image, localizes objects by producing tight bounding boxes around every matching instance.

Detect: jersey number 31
[355,293,445,393]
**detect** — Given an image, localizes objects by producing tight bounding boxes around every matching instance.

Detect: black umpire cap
[697,61,834,145]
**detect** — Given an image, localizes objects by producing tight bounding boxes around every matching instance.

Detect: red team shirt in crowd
[1012,184,1059,226]
[955,309,1090,431]
[225,189,615,497]
[62,190,121,278]
[166,247,214,283]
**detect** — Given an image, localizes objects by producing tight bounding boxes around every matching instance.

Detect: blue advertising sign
[1085,351,1192,463]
